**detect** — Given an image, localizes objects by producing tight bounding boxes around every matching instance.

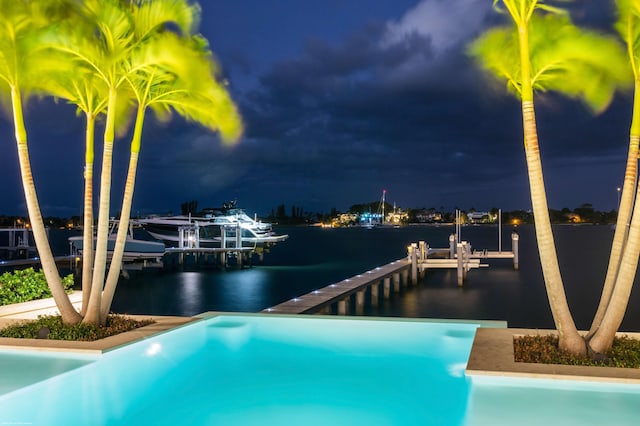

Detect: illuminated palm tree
[43,71,109,316]
[46,0,241,325]
[588,0,640,355]
[47,0,139,324]
[469,0,630,355]
[100,31,242,323]
[0,0,82,324]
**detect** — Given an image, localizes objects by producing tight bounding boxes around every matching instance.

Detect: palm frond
[468,12,632,113]
[132,0,200,40]
[528,14,632,112]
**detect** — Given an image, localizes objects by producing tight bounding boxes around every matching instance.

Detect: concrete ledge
[0,291,82,319]
[0,315,199,354]
[466,327,640,384]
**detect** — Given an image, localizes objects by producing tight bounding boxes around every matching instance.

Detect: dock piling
[410,243,418,285]
[512,232,519,270]
[449,234,455,259]
[456,243,464,286]
[383,276,391,299]
[371,280,379,307]
[356,290,365,314]
[338,298,348,315]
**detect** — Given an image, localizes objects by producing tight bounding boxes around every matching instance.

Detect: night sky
[0,0,632,217]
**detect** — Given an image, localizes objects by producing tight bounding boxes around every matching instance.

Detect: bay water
[93,224,640,331]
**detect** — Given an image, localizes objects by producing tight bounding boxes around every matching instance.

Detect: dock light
[266,308,273,312]
[330,284,336,287]
[367,271,372,274]
[357,274,362,278]
[293,298,300,302]
[313,290,320,294]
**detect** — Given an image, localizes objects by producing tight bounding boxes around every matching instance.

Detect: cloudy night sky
[0,0,632,217]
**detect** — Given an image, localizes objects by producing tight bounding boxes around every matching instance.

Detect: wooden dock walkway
[264,258,412,315]
[264,233,519,316]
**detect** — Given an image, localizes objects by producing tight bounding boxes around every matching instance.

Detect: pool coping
[466,327,640,384]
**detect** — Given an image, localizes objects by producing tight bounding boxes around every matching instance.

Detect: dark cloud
[0,0,632,217]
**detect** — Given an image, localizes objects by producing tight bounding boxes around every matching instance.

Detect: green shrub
[514,334,640,368]
[0,267,74,306]
[0,314,154,341]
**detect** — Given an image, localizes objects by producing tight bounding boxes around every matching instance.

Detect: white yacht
[137,202,287,247]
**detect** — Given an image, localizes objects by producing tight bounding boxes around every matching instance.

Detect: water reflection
[177,272,203,315]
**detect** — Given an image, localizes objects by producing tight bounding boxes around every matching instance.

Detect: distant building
[467,211,490,223]
[415,209,442,223]
[332,213,358,227]
[565,213,581,223]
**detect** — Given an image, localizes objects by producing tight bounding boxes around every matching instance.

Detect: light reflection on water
[177,272,203,314]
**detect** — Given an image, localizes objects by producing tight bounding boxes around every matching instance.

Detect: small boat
[69,221,165,261]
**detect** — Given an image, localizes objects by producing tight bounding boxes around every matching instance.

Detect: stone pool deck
[467,327,640,384]
[0,294,198,354]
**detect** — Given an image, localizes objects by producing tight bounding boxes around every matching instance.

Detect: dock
[0,222,278,274]
[264,232,519,315]
[415,231,519,285]
[0,227,38,260]
[264,258,412,315]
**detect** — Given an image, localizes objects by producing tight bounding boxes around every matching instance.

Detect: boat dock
[416,231,519,285]
[264,233,519,315]
[0,228,38,260]
[264,258,413,315]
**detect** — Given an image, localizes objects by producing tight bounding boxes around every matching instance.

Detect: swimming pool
[0,315,639,425]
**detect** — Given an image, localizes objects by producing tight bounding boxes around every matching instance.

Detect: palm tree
[469,0,630,355]
[588,0,640,355]
[43,0,241,325]
[100,32,243,323]
[50,0,137,325]
[38,51,112,314]
[0,0,82,324]
[45,0,192,324]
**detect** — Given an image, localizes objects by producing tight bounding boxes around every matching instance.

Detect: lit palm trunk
[81,114,96,316]
[84,86,118,325]
[588,133,638,338]
[522,100,584,353]
[100,106,145,323]
[11,87,81,324]
[589,181,640,354]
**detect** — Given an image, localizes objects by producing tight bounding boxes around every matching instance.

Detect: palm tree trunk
[587,81,640,338]
[588,181,640,355]
[80,114,96,316]
[587,143,637,337]
[11,87,81,324]
[522,100,585,355]
[100,106,145,324]
[83,87,118,325]
[515,11,585,355]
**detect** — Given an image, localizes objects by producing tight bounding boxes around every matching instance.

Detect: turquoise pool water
[0,315,639,425]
